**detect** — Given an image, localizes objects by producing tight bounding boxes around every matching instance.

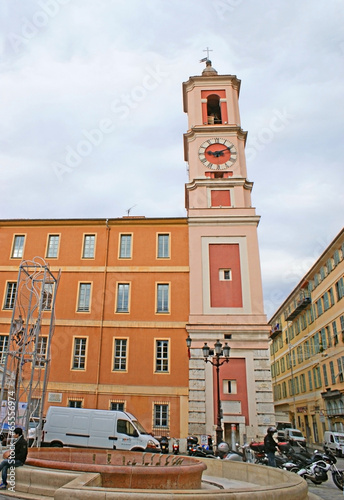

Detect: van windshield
[291,431,303,438]
[133,419,149,435]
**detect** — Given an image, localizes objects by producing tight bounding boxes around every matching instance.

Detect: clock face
[198,138,237,170]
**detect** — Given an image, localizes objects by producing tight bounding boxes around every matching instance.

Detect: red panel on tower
[211,190,231,207]
[209,243,243,308]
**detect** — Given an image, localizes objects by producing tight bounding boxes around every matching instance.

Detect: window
[334,250,340,266]
[224,380,237,394]
[154,403,169,428]
[156,340,169,372]
[72,338,87,370]
[329,288,335,306]
[326,326,332,348]
[313,366,321,389]
[219,269,231,281]
[320,328,327,351]
[330,361,336,384]
[69,400,82,408]
[327,258,333,272]
[4,282,17,309]
[337,358,344,382]
[157,234,169,258]
[300,373,306,393]
[119,234,132,258]
[335,278,344,301]
[157,284,169,313]
[288,379,294,396]
[42,283,54,310]
[280,357,285,373]
[282,381,287,398]
[35,337,47,367]
[12,235,25,258]
[323,292,330,311]
[113,339,127,371]
[83,235,95,258]
[77,283,91,312]
[46,235,59,258]
[110,402,125,411]
[308,370,313,391]
[323,364,329,387]
[333,321,338,345]
[316,298,323,316]
[340,316,344,341]
[116,284,130,313]
[0,336,8,363]
[117,419,136,436]
[320,266,326,280]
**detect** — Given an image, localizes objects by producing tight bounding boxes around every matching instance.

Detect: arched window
[207,94,222,124]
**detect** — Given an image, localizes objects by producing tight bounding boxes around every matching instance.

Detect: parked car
[323,431,344,457]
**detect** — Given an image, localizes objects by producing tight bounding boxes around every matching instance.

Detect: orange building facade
[0,217,190,439]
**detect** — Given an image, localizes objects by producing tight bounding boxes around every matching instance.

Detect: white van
[43,407,161,451]
[284,428,307,447]
[323,431,344,457]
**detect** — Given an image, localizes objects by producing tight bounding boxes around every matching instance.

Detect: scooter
[159,436,169,454]
[172,438,179,455]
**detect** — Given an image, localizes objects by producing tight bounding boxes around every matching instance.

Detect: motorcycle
[187,436,198,455]
[280,442,344,490]
[159,436,169,454]
[172,438,179,455]
[189,444,217,459]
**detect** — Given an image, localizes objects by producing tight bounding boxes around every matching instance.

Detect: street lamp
[186,335,230,445]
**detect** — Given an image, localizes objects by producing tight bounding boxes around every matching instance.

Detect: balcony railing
[326,406,344,417]
[284,292,311,321]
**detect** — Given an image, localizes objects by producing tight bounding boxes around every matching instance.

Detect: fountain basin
[26,448,207,490]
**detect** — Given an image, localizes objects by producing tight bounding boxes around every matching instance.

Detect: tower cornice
[187,215,261,226]
[186,177,253,191]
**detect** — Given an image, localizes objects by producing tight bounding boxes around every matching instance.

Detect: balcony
[284,292,311,321]
[270,323,282,340]
[326,407,344,417]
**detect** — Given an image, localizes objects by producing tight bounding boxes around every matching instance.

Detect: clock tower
[183,60,274,443]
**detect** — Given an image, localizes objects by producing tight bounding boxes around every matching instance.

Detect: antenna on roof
[126,204,137,216]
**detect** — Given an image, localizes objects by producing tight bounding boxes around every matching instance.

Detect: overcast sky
[1,0,343,317]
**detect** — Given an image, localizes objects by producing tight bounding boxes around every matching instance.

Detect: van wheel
[51,442,63,448]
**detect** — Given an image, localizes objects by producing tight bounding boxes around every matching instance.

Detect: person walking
[0,428,28,490]
[264,426,278,467]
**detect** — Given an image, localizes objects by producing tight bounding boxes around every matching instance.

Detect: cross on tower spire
[200,47,213,63]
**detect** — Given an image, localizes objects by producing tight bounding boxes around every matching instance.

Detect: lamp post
[186,335,230,445]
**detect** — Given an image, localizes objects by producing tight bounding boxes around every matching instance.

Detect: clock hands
[207,147,231,158]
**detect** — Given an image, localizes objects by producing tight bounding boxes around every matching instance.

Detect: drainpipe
[95,218,110,408]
